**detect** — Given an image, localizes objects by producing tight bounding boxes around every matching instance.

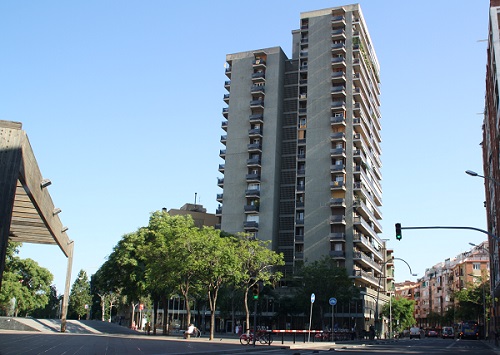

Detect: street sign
[311,293,315,303]
[329,297,337,306]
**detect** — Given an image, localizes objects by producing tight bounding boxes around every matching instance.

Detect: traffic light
[395,223,402,241]
[252,283,260,300]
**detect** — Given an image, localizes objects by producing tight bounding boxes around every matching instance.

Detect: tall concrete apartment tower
[217,4,388,297]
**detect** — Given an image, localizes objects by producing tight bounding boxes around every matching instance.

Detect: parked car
[426,330,438,337]
[409,327,422,339]
[442,326,454,339]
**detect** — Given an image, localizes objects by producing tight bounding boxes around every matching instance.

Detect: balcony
[330,180,345,190]
[330,116,346,127]
[245,189,260,197]
[297,153,306,160]
[330,164,345,173]
[246,157,261,166]
[243,221,259,230]
[300,51,308,57]
[216,194,223,202]
[222,107,229,118]
[329,232,345,241]
[331,101,346,110]
[247,143,262,152]
[329,250,345,259]
[353,251,380,270]
[295,218,304,225]
[220,135,227,144]
[217,178,224,187]
[296,184,305,191]
[331,28,346,39]
[295,234,304,242]
[330,147,346,157]
[331,70,346,82]
[250,99,264,109]
[330,132,346,141]
[246,173,261,182]
[224,80,230,90]
[221,120,228,131]
[297,169,305,176]
[251,72,266,82]
[215,207,222,215]
[330,198,345,207]
[296,200,304,208]
[353,269,378,286]
[248,128,263,137]
[295,252,304,260]
[253,59,266,68]
[331,43,346,53]
[331,56,346,67]
[330,215,346,224]
[251,85,265,94]
[331,15,346,25]
[300,37,309,44]
[219,149,226,159]
[249,114,264,123]
[218,164,225,173]
[244,205,260,213]
[225,66,231,78]
[331,85,346,95]
[223,93,230,103]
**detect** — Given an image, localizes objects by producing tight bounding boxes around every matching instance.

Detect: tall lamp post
[466,169,500,343]
[375,257,417,339]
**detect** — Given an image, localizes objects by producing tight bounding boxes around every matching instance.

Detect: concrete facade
[217,4,386,302]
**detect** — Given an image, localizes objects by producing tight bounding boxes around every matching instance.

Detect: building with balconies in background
[216,4,387,333]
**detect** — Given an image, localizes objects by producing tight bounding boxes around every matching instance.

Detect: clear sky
[0,1,491,293]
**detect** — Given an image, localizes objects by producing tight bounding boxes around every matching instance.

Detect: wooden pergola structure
[0,120,74,332]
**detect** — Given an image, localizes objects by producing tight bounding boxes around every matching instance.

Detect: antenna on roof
[195,192,197,207]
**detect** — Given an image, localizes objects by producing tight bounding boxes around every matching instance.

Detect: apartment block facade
[395,242,490,329]
[483,0,500,333]
[217,4,389,312]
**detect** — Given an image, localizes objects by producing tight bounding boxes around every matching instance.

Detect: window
[334,243,342,251]
[473,263,481,270]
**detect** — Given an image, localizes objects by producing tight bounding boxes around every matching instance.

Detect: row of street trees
[90,210,284,340]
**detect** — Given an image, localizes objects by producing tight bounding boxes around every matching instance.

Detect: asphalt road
[1,332,500,355]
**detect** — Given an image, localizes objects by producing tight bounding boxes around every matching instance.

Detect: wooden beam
[0,125,23,290]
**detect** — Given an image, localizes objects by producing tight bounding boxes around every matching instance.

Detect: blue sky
[0,1,490,293]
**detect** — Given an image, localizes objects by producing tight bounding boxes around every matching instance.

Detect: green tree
[198,229,240,340]
[0,243,53,317]
[297,256,359,328]
[143,212,204,329]
[233,235,285,334]
[31,285,61,318]
[69,270,91,320]
[454,278,490,323]
[381,297,415,334]
[92,231,148,327]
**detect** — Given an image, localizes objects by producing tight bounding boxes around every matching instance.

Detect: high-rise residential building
[483,0,500,334]
[217,3,387,318]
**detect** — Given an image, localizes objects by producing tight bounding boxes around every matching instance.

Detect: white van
[442,326,454,339]
[409,327,422,339]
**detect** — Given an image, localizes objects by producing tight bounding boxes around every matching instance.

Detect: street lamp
[465,170,500,186]
[375,257,417,339]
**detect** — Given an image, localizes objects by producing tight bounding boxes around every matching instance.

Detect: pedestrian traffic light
[395,223,402,241]
[252,283,260,300]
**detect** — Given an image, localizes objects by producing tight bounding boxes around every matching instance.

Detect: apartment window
[473,263,481,270]
[299,118,307,128]
[248,183,260,190]
[334,243,342,251]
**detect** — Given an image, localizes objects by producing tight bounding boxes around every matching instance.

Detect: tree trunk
[244,288,250,334]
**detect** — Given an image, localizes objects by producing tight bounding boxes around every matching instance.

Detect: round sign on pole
[311,293,315,303]
[329,297,337,306]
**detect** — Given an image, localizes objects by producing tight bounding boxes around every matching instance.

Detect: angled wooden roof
[1,120,72,256]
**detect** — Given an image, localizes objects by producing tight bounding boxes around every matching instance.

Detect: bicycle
[184,327,201,338]
[239,331,273,345]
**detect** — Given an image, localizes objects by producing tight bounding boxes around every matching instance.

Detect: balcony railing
[244,205,260,213]
[246,157,261,165]
[249,114,264,122]
[247,143,262,151]
[245,173,261,181]
[244,221,259,229]
[330,215,345,224]
[330,198,345,207]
